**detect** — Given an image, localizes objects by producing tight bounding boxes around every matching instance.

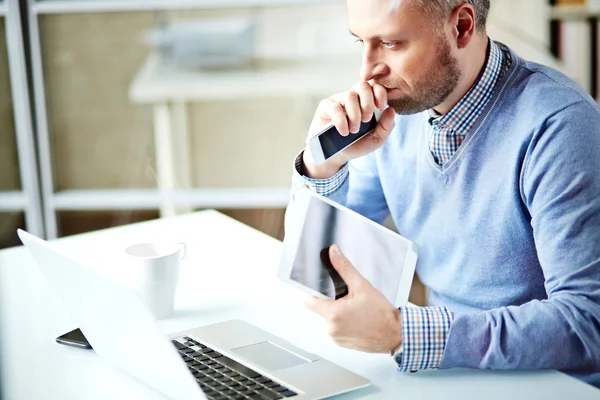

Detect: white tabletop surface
[1,210,599,400]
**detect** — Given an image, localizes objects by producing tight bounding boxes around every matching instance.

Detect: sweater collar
[427,39,507,138]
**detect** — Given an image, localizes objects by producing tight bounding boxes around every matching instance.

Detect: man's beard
[387,39,461,115]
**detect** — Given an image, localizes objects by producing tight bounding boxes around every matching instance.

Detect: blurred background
[0,0,595,304]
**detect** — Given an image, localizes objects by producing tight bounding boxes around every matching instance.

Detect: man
[288,0,600,387]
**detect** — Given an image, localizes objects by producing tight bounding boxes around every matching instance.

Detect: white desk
[1,211,599,399]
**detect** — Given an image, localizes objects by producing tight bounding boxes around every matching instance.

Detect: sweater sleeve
[439,101,600,376]
[326,152,390,225]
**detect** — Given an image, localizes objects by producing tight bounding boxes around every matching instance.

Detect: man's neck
[433,35,489,115]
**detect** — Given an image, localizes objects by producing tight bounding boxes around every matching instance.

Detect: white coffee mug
[123,242,186,319]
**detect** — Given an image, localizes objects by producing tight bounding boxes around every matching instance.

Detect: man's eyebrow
[348,29,381,41]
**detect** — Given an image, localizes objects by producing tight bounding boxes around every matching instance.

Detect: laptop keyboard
[172,337,298,400]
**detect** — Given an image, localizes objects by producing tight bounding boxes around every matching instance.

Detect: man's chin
[388,99,430,115]
[385,88,403,98]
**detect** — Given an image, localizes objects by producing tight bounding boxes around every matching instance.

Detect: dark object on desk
[56,328,92,349]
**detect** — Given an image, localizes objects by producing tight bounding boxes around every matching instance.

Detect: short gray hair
[391,0,490,33]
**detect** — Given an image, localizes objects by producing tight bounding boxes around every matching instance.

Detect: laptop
[17,229,370,400]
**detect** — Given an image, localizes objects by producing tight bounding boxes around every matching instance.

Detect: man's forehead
[347,0,405,8]
[347,0,412,20]
[388,0,404,11]
[347,0,418,37]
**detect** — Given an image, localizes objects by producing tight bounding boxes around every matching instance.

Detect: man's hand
[304,244,402,354]
[302,82,397,179]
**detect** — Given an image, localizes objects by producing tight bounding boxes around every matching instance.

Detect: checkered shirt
[395,306,454,371]
[429,40,509,165]
[293,151,349,196]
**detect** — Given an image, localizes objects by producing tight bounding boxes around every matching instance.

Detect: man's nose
[360,47,387,81]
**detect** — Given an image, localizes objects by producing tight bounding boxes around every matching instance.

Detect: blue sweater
[325,47,600,385]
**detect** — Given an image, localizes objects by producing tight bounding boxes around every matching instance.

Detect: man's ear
[450,3,476,49]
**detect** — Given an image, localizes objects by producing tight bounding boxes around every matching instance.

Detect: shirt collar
[427,39,505,137]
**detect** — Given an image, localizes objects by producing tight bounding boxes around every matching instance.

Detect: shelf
[550,5,600,21]
[486,21,566,74]
[130,54,362,103]
[52,188,291,210]
[32,0,341,14]
[0,191,27,212]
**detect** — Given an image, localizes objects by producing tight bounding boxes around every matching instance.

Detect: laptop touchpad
[232,341,310,371]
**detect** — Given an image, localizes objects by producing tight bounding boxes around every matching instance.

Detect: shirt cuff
[394,306,454,372]
[292,151,348,197]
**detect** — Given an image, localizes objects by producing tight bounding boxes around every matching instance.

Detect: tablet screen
[290,195,409,302]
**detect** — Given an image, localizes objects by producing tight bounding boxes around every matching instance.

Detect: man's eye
[354,38,365,46]
[381,41,399,49]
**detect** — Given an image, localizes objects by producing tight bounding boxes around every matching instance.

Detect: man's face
[348,0,461,114]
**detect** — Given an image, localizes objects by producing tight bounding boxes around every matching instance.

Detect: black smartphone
[56,328,92,349]
[307,109,382,165]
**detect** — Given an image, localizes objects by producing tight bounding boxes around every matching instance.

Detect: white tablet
[279,189,418,307]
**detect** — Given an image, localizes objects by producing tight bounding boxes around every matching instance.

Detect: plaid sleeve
[395,306,454,372]
[292,151,348,197]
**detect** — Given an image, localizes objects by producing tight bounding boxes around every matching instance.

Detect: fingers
[355,82,375,123]
[344,91,362,134]
[328,244,365,289]
[329,82,379,136]
[310,81,393,149]
[370,82,388,110]
[303,295,333,318]
[318,98,350,136]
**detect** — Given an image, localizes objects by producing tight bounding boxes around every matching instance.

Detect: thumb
[303,295,333,318]
[371,107,396,145]
[328,244,365,289]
